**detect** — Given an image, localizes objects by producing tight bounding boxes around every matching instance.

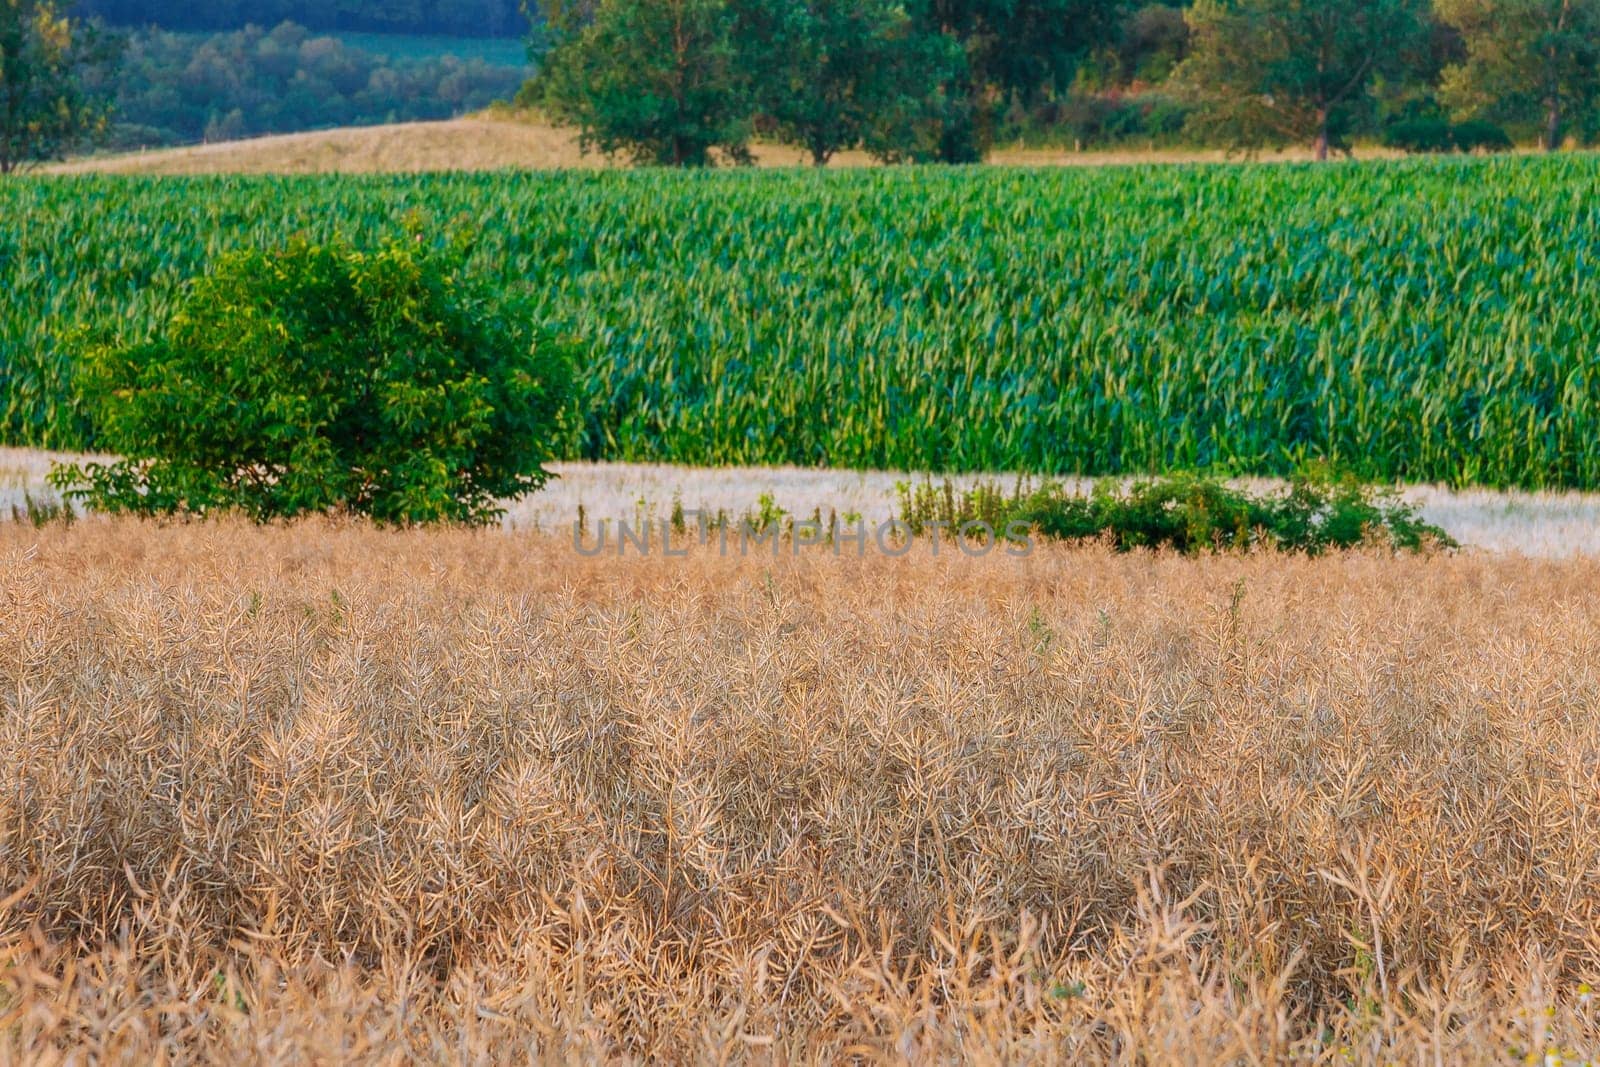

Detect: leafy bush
[50,230,575,525]
[898,471,1455,555]
[1382,118,1456,153]
[1382,117,1513,154]
[1028,91,1194,148]
[1452,119,1513,153]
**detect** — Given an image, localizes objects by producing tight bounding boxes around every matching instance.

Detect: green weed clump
[7,491,73,528]
[898,471,1455,554]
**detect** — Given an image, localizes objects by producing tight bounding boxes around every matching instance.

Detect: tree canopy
[1176,0,1431,160]
[735,0,961,164]
[0,0,121,173]
[1437,0,1600,150]
[535,0,753,167]
[917,0,1124,160]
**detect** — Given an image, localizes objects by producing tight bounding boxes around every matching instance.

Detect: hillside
[45,116,1395,176]
[45,118,869,175]
[106,23,527,150]
[48,119,602,176]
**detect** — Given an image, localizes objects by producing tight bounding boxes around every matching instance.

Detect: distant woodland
[72,0,529,37]
[109,23,526,148]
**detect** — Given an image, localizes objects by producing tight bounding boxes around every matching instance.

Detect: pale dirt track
[6,448,1600,557]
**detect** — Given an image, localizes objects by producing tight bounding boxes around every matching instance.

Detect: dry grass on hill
[42,117,878,176]
[44,115,1406,176]
[3,518,1600,1062]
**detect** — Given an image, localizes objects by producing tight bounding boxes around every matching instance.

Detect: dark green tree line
[523,0,1600,165]
[10,0,1600,168]
[73,0,529,38]
[530,0,1121,165]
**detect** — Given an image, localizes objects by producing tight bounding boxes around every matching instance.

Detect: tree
[1176,0,1430,161]
[1115,3,1192,85]
[916,0,1124,162]
[735,0,960,165]
[1436,0,1600,151]
[0,0,121,174]
[533,0,752,166]
[50,230,577,526]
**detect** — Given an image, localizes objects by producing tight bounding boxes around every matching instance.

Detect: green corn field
[3,155,1598,489]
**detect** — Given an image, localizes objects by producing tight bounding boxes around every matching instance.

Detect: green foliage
[48,228,575,525]
[8,489,73,527]
[898,471,1457,555]
[1381,117,1455,153]
[1176,0,1431,159]
[895,476,1026,537]
[1451,119,1514,152]
[333,33,531,66]
[1020,473,1454,555]
[529,0,1120,165]
[0,0,122,173]
[748,491,787,534]
[75,0,528,38]
[1437,0,1600,152]
[735,0,960,165]
[916,0,1124,161]
[1028,91,1194,148]
[1381,116,1513,153]
[533,0,753,166]
[1112,3,1191,84]
[108,22,526,150]
[7,156,1600,490]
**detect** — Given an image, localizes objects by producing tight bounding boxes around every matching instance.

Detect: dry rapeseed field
[3,518,1600,1063]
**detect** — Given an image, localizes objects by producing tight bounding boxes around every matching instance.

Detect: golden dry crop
[3,518,1599,1063]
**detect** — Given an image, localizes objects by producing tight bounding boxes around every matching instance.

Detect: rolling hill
[44,116,1389,176]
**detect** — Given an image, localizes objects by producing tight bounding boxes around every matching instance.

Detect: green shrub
[1028,91,1194,148]
[1382,118,1456,153]
[8,491,74,528]
[49,230,576,525]
[898,471,1455,555]
[1452,120,1513,153]
[1382,117,1513,154]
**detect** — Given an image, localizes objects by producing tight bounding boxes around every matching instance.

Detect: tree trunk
[1314,109,1330,162]
[1546,0,1572,152]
